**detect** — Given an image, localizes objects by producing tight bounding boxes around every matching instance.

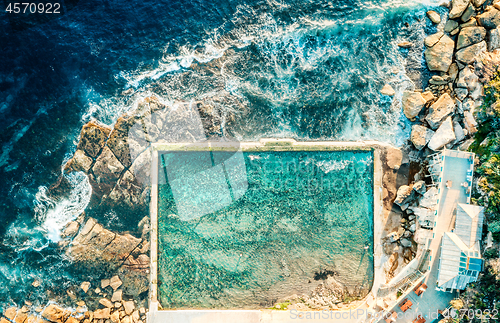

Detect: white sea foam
[33,172,91,242]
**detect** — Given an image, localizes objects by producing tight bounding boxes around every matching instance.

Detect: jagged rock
[448,64,460,83]
[381,84,395,96]
[66,218,142,272]
[457,66,480,92]
[472,0,486,7]
[90,146,125,197]
[61,221,80,239]
[455,40,487,63]
[395,185,414,207]
[117,266,149,297]
[42,305,70,323]
[4,308,17,320]
[464,110,478,134]
[400,238,412,248]
[488,27,500,51]
[409,223,416,232]
[429,75,448,85]
[425,34,455,71]
[80,281,90,293]
[105,171,145,208]
[123,302,135,316]
[94,309,110,320]
[411,125,435,150]
[454,121,467,143]
[457,26,487,49]
[398,41,412,48]
[455,87,468,100]
[425,93,456,129]
[13,310,27,323]
[110,275,123,291]
[110,312,120,323]
[412,180,426,195]
[421,91,436,102]
[99,299,113,308]
[402,91,426,120]
[427,11,441,24]
[461,4,476,22]
[428,117,456,151]
[111,290,123,302]
[477,7,500,29]
[424,32,444,47]
[462,17,478,27]
[445,19,460,33]
[64,150,93,173]
[77,121,112,158]
[101,279,110,289]
[449,0,471,19]
[131,311,140,323]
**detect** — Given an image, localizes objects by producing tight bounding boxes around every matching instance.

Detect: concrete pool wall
[148,139,388,323]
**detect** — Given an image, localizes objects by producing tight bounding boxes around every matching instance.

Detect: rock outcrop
[428,117,456,151]
[410,125,434,150]
[424,34,455,72]
[456,40,487,63]
[402,91,426,120]
[457,27,487,50]
[425,93,456,129]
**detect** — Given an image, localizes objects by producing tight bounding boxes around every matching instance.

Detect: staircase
[377,270,424,298]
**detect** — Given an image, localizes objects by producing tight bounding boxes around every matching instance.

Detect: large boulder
[428,117,456,151]
[66,218,142,272]
[449,0,471,19]
[41,305,70,323]
[394,185,416,208]
[464,110,478,134]
[424,32,444,48]
[461,4,475,23]
[455,40,487,63]
[76,121,112,158]
[457,66,479,90]
[477,7,500,29]
[488,27,500,51]
[91,146,126,197]
[64,150,93,173]
[419,187,438,209]
[472,0,486,7]
[457,26,487,49]
[424,35,455,71]
[425,93,456,129]
[402,91,426,120]
[411,125,435,150]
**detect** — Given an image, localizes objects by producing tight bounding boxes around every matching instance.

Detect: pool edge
[148,138,390,322]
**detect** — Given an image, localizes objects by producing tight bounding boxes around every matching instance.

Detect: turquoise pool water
[157,150,374,309]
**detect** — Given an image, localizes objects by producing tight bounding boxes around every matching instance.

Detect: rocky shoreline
[374,0,500,311]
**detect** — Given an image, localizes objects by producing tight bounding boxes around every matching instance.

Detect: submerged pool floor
[157,150,374,309]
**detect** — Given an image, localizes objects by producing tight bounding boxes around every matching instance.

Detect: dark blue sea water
[0,0,446,309]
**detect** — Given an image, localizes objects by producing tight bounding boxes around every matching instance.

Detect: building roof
[437,232,482,290]
[438,232,483,289]
[455,203,484,248]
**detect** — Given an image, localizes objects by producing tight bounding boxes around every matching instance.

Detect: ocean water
[157,150,373,308]
[0,0,447,310]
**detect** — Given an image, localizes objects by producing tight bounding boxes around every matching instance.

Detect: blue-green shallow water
[158,150,373,308]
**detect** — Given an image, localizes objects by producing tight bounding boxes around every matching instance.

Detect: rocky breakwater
[378,0,500,292]
[64,96,226,212]
[59,216,151,297]
[404,0,500,154]
[0,282,148,323]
